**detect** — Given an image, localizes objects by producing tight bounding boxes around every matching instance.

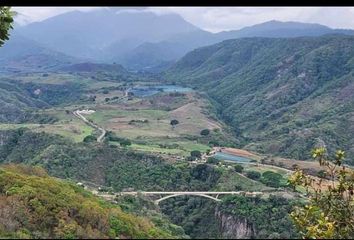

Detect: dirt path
[73,110,106,143]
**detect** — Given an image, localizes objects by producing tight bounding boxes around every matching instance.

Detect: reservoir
[128,85,192,97]
[213,152,252,163]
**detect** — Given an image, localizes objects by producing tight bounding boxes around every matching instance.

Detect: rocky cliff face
[215,208,255,239]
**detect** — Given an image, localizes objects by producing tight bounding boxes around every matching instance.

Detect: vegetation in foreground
[0,164,183,239]
[288,148,354,239]
[0,7,14,47]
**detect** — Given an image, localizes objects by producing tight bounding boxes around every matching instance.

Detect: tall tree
[0,6,15,47]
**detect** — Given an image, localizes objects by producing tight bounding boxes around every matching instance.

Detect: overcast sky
[13,7,354,33]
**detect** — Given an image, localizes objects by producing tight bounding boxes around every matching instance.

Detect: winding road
[73,110,106,143]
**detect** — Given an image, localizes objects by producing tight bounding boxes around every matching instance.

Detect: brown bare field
[221,147,258,158]
[271,156,328,173]
[169,95,222,134]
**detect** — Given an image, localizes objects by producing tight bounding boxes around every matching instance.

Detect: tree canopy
[170,119,179,126]
[200,129,210,136]
[0,7,15,47]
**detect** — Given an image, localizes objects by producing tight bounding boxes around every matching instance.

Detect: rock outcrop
[215,208,255,239]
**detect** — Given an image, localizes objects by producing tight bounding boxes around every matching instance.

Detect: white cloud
[12,7,354,32]
[147,7,354,32]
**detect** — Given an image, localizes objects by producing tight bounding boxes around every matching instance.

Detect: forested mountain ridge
[119,20,354,71]
[0,78,85,123]
[0,80,49,123]
[10,8,354,71]
[165,35,354,162]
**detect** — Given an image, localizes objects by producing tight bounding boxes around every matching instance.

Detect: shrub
[261,171,283,188]
[246,170,261,180]
[170,119,179,126]
[200,129,210,136]
[120,139,132,147]
[206,157,220,164]
[190,150,202,159]
[234,164,244,173]
[83,135,97,143]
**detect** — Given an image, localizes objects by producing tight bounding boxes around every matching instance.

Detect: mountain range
[2,8,353,72]
[164,35,354,162]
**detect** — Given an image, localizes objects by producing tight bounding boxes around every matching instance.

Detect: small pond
[128,85,192,97]
[213,152,252,163]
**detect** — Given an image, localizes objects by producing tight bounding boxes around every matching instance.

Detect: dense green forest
[160,197,221,239]
[0,164,183,239]
[1,7,352,238]
[165,35,354,163]
[0,129,222,191]
[158,194,300,239]
[0,128,301,238]
[218,195,300,238]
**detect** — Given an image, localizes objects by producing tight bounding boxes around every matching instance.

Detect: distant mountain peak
[242,20,331,30]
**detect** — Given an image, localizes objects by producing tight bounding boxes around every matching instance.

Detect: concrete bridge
[114,191,263,205]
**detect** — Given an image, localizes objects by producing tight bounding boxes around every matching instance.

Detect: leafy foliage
[288,148,354,238]
[0,7,15,47]
[0,164,176,239]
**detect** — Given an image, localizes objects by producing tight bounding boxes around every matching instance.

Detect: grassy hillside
[0,164,181,239]
[0,80,50,123]
[0,79,85,123]
[165,35,354,163]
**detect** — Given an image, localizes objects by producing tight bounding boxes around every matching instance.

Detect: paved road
[73,110,106,143]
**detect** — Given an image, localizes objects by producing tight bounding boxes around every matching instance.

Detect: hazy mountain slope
[214,20,354,40]
[164,35,354,162]
[59,62,128,73]
[17,8,200,60]
[115,41,190,70]
[120,20,354,71]
[0,33,77,73]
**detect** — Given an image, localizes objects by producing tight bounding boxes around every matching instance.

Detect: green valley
[165,35,354,164]
[1,6,354,239]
